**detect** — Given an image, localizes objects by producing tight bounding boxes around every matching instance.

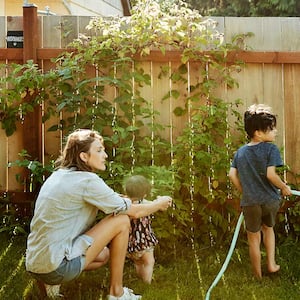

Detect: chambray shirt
[231,142,283,206]
[25,168,131,273]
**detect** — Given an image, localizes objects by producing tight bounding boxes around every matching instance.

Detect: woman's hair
[124,175,151,201]
[244,104,277,139]
[55,129,103,171]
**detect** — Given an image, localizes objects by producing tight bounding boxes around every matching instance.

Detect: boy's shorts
[242,201,280,233]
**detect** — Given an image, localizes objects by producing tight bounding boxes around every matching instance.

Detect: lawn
[1,233,300,300]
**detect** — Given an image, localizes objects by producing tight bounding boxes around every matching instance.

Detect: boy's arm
[228,167,243,193]
[266,166,291,196]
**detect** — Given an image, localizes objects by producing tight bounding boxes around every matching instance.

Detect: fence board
[261,64,285,148]
[42,16,63,48]
[136,60,153,138]
[7,125,24,190]
[0,129,7,190]
[0,17,5,48]
[170,61,189,141]
[281,18,300,51]
[6,16,23,31]
[152,61,172,141]
[284,64,300,180]
[261,18,282,50]
[224,17,264,50]
[61,16,79,47]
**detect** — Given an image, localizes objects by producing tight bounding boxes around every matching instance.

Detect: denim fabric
[29,255,85,285]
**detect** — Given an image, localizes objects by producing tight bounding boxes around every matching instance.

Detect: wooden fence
[1,6,300,207]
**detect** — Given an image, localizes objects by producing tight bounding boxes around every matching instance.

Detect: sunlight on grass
[192,244,206,299]
[1,234,300,299]
[0,242,13,264]
[0,255,25,297]
[22,279,34,299]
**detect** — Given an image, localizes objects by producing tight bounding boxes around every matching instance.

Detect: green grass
[1,233,300,300]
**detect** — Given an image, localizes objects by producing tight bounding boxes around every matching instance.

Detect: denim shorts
[29,255,86,285]
[242,201,280,233]
[29,234,93,285]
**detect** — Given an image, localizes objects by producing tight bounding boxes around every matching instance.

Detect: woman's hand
[155,196,172,211]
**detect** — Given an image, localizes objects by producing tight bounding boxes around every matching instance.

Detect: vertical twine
[188,61,205,298]
[130,61,136,172]
[90,63,100,130]
[111,63,118,160]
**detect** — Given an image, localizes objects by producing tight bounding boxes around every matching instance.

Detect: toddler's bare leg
[134,251,155,284]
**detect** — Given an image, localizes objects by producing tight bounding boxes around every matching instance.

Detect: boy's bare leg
[247,230,262,279]
[84,214,131,297]
[261,224,280,273]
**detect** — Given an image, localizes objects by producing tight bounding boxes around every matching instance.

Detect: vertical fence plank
[284,64,300,183]
[261,17,282,51]
[151,61,172,141]
[78,16,92,36]
[0,129,7,190]
[7,125,24,190]
[137,60,153,139]
[0,17,6,48]
[224,17,263,50]
[261,64,285,149]
[170,61,189,140]
[61,16,79,48]
[42,59,62,165]
[42,16,62,48]
[281,18,300,51]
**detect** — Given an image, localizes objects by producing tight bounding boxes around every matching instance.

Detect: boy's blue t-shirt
[231,142,283,206]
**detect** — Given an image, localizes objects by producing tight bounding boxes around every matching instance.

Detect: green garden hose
[205,212,244,300]
[205,189,300,300]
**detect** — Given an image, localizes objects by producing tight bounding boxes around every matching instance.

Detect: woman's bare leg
[84,246,110,270]
[84,214,130,297]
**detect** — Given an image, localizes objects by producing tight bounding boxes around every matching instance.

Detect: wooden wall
[0,13,300,193]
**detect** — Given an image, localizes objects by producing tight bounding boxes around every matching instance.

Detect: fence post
[22,4,42,166]
[23,4,38,62]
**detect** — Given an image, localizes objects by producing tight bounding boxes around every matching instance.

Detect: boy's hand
[281,185,292,196]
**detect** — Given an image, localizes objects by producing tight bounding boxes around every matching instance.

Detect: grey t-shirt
[231,142,283,206]
[26,168,131,273]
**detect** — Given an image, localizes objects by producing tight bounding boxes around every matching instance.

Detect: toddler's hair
[244,104,277,139]
[124,175,151,201]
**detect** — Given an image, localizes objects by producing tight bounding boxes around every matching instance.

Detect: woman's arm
[125,196,172,219]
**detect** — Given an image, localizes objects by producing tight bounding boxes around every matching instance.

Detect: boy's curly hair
[244,104,277,139]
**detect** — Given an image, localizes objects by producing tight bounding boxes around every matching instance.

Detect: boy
[229,104,291,279]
